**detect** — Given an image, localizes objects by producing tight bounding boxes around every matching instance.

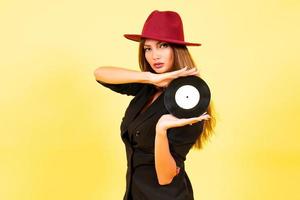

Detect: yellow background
[1,0,299,199]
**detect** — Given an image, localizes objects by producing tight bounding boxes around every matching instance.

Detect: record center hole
[186,96,189,98]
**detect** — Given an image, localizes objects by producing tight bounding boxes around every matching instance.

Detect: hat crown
[142,10,185,41]
[123,10,201,46]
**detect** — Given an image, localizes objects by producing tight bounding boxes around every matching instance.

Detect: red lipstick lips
[154,62,164,68]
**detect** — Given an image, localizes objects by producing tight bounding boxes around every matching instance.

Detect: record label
[175,85,200,109]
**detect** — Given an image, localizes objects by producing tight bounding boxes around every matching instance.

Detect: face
[143,39,174,74]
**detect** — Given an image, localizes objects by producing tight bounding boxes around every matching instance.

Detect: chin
[153,68,169,74]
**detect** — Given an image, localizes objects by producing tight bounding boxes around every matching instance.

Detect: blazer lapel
[121,84,155,137]
[121,84,166,137]
[130,88,165,131]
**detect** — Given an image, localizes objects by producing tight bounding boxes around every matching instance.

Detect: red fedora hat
[124,10,201,46]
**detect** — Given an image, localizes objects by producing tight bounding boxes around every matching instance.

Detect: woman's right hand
[148,67,199,88]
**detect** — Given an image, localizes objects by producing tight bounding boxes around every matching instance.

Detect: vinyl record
[164,75,211,118]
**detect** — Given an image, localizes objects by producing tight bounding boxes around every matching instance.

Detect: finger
[191,112,210,120]
[182,67,196,73]
[164,67,187,79]
[200,113,210,118]
[188,67,197,71]
[177,66,188,72]
[191,70,199,75]
[199,114,211,120]
[181,117,203,126]
[184,72,199,78]
[180,68,198,76]
[191,114,210,123]
[190,70,198,74]
[177,115,209,126]
[167,67,197,80]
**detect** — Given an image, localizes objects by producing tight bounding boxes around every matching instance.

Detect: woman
[94,10,216,200]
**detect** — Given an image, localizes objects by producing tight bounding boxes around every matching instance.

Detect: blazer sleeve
[96,79,146,96]
[167,120,205,168]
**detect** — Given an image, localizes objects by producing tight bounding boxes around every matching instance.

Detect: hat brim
[123,34,201,46]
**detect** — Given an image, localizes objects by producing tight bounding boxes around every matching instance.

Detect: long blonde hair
[138,39,217,150]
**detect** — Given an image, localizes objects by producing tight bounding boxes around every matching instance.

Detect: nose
[151,49,161,60]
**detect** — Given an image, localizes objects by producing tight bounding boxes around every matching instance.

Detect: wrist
[144,71,153,84]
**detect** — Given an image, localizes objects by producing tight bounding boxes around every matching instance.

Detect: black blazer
[97,80,204,200]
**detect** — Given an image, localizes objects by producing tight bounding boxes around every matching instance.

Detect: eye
[160,43,169,48]
[144,47,151,52]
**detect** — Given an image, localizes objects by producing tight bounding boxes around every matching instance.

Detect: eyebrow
[144,41,164,47]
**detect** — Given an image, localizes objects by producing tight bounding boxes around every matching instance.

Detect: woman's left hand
[156,112,210,132]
